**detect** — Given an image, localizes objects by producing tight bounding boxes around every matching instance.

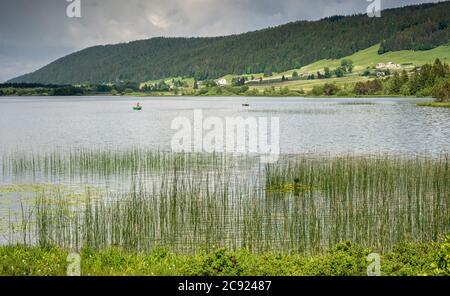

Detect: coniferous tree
[389,72,403,94]
[8,2,450,84]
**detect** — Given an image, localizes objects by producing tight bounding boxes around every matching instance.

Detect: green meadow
[1,238,450,276]
[417,102,450,108]
[248,44,450,91]
[134,44,450,93]
[297,44,450,74]
[218,44,450,84]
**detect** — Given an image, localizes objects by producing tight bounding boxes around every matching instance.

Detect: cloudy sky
[0,0,443,82]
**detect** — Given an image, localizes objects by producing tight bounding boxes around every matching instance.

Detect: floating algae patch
[0,183,65,193]
[265,182,321,193]
[0,183,105,209]
[0,183,106,235]
[338,101,376,105]
[0,183,106,197]
[247,108,337,115]
[0,184,66,222]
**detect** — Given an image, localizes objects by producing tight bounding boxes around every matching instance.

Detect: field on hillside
[252,44,450,80]
[249,75,370,91]
[298,44,450,74]
[140,44,450,93]
[233,44,450,92]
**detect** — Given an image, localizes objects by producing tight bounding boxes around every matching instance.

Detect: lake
[0,96,449,253]
[1,96,449,155]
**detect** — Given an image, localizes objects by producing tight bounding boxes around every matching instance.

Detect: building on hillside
[376,62,401,70]
[216,78,227,86]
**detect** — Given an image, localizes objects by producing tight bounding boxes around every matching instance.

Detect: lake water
[1,96,449,155]
[1,96,449,251]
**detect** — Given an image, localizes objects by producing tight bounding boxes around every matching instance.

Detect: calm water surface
[0,96,449,155]
[1,96,449,249]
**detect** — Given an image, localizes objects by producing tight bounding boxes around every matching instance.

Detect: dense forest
[0,81,141,96]
[8,2,450,85]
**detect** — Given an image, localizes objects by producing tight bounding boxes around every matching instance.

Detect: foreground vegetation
[1,150,449,275]
[1,238,449,276]
[3,150,449,255]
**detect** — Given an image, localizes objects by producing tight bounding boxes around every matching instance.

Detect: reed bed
[1,148,257,182]
[265,154,450,253]
[3,151,450,255]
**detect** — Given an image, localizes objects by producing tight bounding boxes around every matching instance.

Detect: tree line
[9,2,450,85]
[0,82,141,96]
[309,59,450,101]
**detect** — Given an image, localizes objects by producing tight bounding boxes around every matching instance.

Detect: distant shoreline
[0,94,433,99]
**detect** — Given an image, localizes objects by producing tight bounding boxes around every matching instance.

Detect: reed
[4,151,450,255]
[1,148,256,182]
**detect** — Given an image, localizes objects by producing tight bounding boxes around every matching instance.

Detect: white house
[216,78,227,86]
[376,62,401,70]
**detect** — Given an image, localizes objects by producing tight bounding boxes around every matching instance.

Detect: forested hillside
[9,2,450,84]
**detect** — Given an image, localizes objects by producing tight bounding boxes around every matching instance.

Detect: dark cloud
[0,0,443,82]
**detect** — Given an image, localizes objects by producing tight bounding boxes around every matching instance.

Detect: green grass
[219,43,450,93]
[4,150,449,255]
[85,43,450,96]
[1,148,244,178]
[134,44,450,93]
[125,91,177,97]
[140,77,196,88]
[221,44,450,90]
[417,102,450,108]
[298,44,450,74]
[250,74,370,91]
[1,238,449,276]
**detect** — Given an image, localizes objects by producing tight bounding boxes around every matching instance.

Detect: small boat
[242,103,250,107]
[133,103,142,110]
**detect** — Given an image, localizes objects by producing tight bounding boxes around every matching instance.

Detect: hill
[243,43,450,91]
[9,2,450,85]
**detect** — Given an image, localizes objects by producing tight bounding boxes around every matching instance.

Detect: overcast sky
[0,0,443,82]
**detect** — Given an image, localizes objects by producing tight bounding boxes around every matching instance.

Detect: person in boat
[136,102,140,107]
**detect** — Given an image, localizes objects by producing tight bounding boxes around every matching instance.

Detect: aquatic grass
[5,152,448,256]
[417,102,450,108]
[247,108,337,115]
[338,102,376,105]
[264,154,450,253]
[1,148,256,182]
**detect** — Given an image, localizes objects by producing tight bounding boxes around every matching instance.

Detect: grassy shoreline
[1,238,449,276]
[416,102,450,108]
[0,93,433,99]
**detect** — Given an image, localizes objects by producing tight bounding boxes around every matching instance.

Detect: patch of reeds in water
[5,151,450,255]
[1,148,256,182]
